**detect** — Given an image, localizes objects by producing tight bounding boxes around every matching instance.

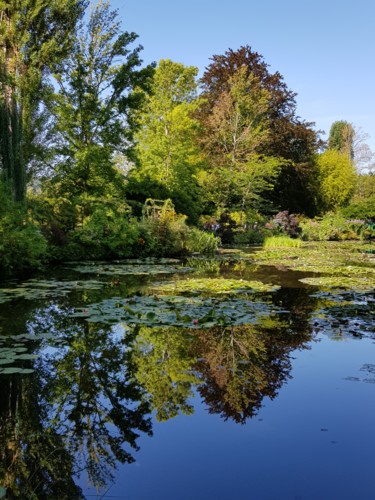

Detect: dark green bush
[0,187,47,275]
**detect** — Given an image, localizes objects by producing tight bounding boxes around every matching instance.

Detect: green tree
[328,120,355,160]
[132,59,203,220]
[316,149,357,211]
[197,156,283,217]
[46,0,154,213]
[0,0,88,201]
[352,172,375,202]
[200,67,271,169]
[135,59,200,185]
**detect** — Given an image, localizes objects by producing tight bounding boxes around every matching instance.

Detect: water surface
[0,250,374,499]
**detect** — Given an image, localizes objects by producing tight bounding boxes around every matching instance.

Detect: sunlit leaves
[316,150,357,211]
[133,58,203,201]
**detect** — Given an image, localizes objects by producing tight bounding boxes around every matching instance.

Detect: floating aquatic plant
[148,277,280,296]
[73,294,284,328]
[63,261,192,276]
[310,290,375,340]
[254,241,375,291]
[0,279,106,304]
[0,328,62,375]
[299,276,374,292]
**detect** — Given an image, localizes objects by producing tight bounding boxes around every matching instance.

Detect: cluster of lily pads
[148,278,280,296]
[254,242,375,292]
[63,259,191,276]
[73,294,283,328]
[0,259,195,306]
[299,275,374,291]
[71,270,282,327]
[310,290,375,340]
[0,332,54,375]
[0,279,106,305]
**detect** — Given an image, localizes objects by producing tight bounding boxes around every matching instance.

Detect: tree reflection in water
[0,287,316,495]
[0,304,153,497]
[0,375,84,499]
[132,288,315,424]
[44,320,153,489]
[195,322,307,423]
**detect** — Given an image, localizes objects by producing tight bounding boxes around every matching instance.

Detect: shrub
[340,197,375,220]
[138,199,190,256]
[300,212,372,241]
[0,222,47,275]
[0,187,47,275]
[70,207,139,259]
[38,195,141,261]
[138,200,221,256]
[233,228,266,245]
[300,213,344,241]
[186,228,220,254]
[268,211,301,237]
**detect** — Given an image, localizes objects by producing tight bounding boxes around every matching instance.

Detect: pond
[0,242,374,499]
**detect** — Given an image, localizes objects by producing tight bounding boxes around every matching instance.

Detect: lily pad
[72,294,283,328]
[0,359,14,365]
[64,262,192,276]
[149,278,279,296]
[299,276,374,291]
[0,279,106,304]
[0,367,25,374]
[254,241,375,291]
[310,290,375,339]
[14,353,39,360]
[0,366,34,375]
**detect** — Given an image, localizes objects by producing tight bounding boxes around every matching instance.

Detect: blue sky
[111,0,375,151]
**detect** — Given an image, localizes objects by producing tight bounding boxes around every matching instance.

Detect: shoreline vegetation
[0,193,374,279]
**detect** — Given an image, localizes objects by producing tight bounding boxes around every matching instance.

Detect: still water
[0,251,374,499]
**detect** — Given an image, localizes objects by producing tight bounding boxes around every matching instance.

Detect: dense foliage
[0,1,373,276]
[0,0,88,201]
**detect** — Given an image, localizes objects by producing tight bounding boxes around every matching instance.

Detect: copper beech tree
[198,46,321,214]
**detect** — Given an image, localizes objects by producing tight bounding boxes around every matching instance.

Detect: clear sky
[111,0,375,151]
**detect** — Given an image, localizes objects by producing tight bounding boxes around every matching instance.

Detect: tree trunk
[0,8,25,201]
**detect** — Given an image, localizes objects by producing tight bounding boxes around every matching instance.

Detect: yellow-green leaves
[316,150,357,211]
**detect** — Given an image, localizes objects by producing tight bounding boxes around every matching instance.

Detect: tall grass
[186,227,220,254]
[263,235,302,249]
